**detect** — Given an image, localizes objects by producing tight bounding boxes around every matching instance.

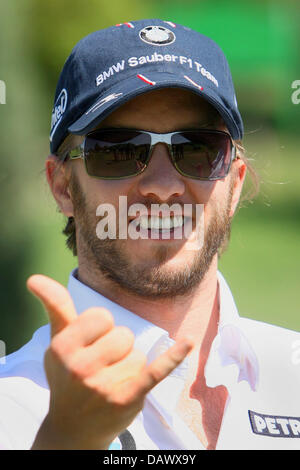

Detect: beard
[70,173,234,300]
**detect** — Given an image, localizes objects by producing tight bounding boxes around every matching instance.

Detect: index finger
[127,337,194,399]
[27,274,77,338]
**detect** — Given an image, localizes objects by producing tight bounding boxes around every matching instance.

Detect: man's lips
[127,207,196,222]
[127,215,194,241]
[128,208,189,218]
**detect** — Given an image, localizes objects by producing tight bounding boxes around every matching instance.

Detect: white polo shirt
[0,270,299,450]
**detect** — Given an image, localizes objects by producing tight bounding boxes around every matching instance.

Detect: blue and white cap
[50,19,244,153]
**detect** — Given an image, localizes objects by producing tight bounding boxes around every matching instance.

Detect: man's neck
[76,255,220,349]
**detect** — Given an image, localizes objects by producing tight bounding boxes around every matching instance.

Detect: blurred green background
[0,0,299,354]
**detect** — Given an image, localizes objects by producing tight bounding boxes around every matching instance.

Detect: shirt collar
[67,268,259,393]
[68,269,171,360]
[1,268,259,407]
[67,269,189,426]
[205,270,259,393]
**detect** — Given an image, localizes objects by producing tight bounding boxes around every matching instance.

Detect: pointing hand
[27,274,193,450]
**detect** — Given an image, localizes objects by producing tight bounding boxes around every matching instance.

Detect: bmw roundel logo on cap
[139,26,176,46]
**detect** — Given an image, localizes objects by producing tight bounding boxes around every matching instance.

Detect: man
[0,19,299,450]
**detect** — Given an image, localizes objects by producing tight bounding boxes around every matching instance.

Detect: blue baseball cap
[50,19,244,153]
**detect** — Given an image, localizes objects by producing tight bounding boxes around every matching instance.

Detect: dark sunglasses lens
[171,131,232,179]
[84,131,151,178]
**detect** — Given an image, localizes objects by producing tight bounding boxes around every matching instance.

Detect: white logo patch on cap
[139,26,175,46]
[50,88,68,141]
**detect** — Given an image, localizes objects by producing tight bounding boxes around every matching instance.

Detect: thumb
[27,274,77,337]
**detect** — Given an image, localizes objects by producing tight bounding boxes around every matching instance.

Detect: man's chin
[123,237,199,266]
[89,240,207,299]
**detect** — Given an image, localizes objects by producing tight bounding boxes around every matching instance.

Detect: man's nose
[136,143,186,200]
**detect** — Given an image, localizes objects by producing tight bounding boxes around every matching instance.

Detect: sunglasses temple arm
[68,145,84,160]
[231,145,238,161]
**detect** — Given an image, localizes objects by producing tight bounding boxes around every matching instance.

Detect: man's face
[65,88,244,299]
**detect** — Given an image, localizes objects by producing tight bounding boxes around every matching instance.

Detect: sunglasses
[66,128,236,180]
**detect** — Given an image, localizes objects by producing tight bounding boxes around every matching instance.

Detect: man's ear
[45,155,74,217]
[229,157,247,218]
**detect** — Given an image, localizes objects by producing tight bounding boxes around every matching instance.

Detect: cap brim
[68,71,241,139]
